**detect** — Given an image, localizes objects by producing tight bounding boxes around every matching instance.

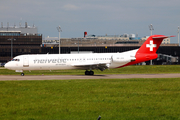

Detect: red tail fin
[117,35,175,68]
[135,35,175,63]
[137,35,171,54]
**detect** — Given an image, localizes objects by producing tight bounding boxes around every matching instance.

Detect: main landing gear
[21,73,24,76]
[85,70,94,75]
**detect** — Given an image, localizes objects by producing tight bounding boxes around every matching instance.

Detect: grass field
[1,65,180,119]
[0,78,180,120]
[1,65,180,75]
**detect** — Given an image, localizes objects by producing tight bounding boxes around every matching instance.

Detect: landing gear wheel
[21,73,24,76]
[85,71,94,75]
[90,71,94,75]
[85,71,89,75]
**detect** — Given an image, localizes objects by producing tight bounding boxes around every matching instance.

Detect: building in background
[0,22,42,63]
[1,22,37,34]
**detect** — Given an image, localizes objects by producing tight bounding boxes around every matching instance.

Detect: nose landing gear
[85,70,94,75]
[21,73,24,76]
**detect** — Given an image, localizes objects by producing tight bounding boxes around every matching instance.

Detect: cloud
[0,0,179,42]
[62,4,80,11]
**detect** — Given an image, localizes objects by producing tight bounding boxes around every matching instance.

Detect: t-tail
[120,35,175,67]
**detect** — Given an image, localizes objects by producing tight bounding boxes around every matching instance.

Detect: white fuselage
[5,49,138,71]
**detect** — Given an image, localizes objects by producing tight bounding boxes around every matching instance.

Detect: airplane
[4,35,174,76]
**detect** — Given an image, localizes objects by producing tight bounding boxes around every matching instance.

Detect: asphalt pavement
[0,74,180,81]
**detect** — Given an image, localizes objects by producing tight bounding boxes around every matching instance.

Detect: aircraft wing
[71,62,110,71]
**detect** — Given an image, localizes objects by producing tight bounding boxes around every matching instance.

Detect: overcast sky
[1,0,180,43]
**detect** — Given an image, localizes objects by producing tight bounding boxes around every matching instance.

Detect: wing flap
[72,62,109,67]
[72,62,110,71]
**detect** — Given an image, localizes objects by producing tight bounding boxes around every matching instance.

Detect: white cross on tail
[146,40,156,51]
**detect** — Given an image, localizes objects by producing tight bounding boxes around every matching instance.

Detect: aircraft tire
[85,71,89,75]
[21,73,24,76]
[90,71,94,75]
[85,71,94,75]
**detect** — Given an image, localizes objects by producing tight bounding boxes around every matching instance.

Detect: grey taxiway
[0,74,180,81]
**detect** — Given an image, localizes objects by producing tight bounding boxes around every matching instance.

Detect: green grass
[1,65,180,75]
[0,78,180,120]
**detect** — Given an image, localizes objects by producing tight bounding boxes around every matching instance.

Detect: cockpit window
[12,59,20,61]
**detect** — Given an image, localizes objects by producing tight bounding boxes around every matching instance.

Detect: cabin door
[23,56,29,67]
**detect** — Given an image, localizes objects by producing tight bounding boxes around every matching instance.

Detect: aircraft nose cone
[4,63,10,69]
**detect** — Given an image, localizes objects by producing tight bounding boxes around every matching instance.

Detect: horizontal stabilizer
[152,35,175,39]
